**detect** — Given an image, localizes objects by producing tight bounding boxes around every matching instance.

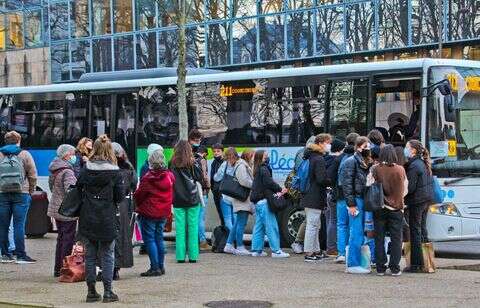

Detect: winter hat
[147,143,164,157]
[331,138,346,153]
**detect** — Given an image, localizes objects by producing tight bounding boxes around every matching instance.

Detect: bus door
[114,93,137,165]
[372,75,421,145]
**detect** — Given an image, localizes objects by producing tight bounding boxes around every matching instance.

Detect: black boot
[113,268,120,281]
[96,271,103,282]
[103,283,119,303]
[86,282,101,303]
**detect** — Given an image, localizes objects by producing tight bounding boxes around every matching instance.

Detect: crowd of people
[0,127,437,303]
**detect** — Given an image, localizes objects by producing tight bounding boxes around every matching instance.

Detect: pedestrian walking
[0,131,38,264]
[48,144,78,277]
[370,144,408,276]
[223,149,254,256]
[74,137,93,178]
[301,134,332,262]
[403,140,433,273]
[134,149,175,277]
[339,136,372,274]
[331,132,359,263]
[210,143,225,226]
[77,135,125,303]
[170,140,203,263]
[250,150,289,258]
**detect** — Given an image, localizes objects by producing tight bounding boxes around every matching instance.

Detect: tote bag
[58,186,82,218]
[219,165,250,202]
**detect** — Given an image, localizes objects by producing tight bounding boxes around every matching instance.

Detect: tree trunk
[177,0,188,140]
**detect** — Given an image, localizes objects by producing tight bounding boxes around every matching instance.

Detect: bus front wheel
[279,204,305,248]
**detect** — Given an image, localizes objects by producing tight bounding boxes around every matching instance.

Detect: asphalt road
[1,235,480,308]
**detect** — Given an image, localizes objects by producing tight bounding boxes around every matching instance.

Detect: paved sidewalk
[1,235,479,308]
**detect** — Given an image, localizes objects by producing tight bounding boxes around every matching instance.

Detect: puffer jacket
[171,161,203,208]
[250,163,282,203]
[405,156,433,206]
[134,169,175,219]
[300,144,330,210]
[328,145,355,200]
[77,160,125,241]
[47,157,77,221]
[340,152,370,207]
[231,159,254,213]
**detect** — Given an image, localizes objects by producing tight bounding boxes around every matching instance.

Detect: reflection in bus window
[65,93,88,146]
[91,95,111,137]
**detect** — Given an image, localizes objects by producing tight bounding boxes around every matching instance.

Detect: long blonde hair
[77,137,93,157]
[90,135,117,164]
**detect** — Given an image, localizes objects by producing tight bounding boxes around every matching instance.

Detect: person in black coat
[338,136,373,274]
[404,140,433,273]
[210,143,225,226]
[76,135,125,303]
[250,150,289,257]
[300,134,332,262]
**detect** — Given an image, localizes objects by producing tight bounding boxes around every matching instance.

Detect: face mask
[325,144,332,153]
[361,149,371,158]
[404,148,412,158]
[67,155,77,165]
[214,156,223,162]
[264,157,270,165]
[192,144,200,152]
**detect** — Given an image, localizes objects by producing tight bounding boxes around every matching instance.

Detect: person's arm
[314,157,330,187]
[327,157,340,187]
[340,158,356,207]
[192,161,203,183]
[214,161,227,182]
[260,167,282,193]
[133,179,148,207]
[236,164,253,189]
[407,163,419,196]
[62,169,77,192]
[200,158,210,189]
[23,151,37,194]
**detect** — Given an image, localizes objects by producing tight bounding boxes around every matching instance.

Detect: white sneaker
[291,242,304,254]
[234,246,251,256]
[223,244,237,254]
[272,250,290,258]
[346,266,371,274]
[335,255,346,264]
[251,251,268,257]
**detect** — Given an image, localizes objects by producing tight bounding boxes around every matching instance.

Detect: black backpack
[211,225,229,253]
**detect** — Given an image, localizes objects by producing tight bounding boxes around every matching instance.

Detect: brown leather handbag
[59,243,85,283]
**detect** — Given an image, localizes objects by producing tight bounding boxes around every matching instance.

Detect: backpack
[211,225,229,253]
[0,153,25,193]
[290,158,310,193]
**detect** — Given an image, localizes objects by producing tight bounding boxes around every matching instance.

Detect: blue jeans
[336,199,349,257]
[198,196,208,242]
[139,216,166,271]
[251,200,280,253]
[85,239,115,286]
[0,193,31,258]
[347,197,365,268]
[220,198,236,233]
[227,210,249,247]
[8,217,15,253]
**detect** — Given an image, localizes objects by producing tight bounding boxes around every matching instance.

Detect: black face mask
[361,149,371,158]
[264,157,270,165]
[214,156,223,162]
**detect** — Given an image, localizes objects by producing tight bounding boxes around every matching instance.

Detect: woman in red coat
[134,149,175,277]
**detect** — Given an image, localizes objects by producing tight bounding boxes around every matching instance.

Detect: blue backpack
[290,158,310,193]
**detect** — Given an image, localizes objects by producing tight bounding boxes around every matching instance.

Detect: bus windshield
[428,66,480,177]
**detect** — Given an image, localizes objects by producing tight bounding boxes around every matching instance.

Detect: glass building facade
[0,0,480,82]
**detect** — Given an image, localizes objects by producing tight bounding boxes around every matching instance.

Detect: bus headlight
[429,203,461,216]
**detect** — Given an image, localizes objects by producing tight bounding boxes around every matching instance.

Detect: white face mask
[325,144,332,153]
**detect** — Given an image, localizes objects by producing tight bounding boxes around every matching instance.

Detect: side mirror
[443,94,456,122]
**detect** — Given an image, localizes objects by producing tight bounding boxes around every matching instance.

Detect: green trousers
[173,205,200,262]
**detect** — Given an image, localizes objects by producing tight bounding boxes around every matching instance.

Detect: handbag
[59,243,85,283]
[432,176,444,204]
[364,167,384,212]
[58,185,82,218]
[266,191,289,213]
[219,165,250,202]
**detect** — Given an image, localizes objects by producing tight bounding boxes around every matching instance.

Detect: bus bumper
[427,213,480,242]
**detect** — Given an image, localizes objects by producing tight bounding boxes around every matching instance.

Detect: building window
[448,0,480,41]
[186,26,205,67]
[71,40,90,79]
[259,14,284,61]
[232,18,257,64]
[25,9,42,47]
[51,43,70,82]
[92,0,111,35]
[135,0,156,30]
[316,6,344,55]
[345,2,375,52]
[93,38,112,72]
[208,22,230,66]
[136,32,157,69]
[114,0,133,33]
[114,35,134,70]
[411,0,438,45]
[378,0,408,49]
[8,13,24,49]
[49,2,69,41]
[71,0,90,38]
[158,29,178,67]
[287,10,314,58]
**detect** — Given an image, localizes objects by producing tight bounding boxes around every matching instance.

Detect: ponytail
[407,140,432,176]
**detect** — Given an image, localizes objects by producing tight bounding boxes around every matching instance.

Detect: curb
[0,301,54,308]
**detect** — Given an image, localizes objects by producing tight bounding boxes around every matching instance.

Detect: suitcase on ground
[25,191,51,238]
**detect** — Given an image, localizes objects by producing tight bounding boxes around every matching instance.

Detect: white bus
[1,58,479,245]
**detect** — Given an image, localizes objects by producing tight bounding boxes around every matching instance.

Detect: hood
[143,169,174,191]
[304,143,325,159]
[0,145,21,155]
[86,160,119,171]
[49,157,72,173]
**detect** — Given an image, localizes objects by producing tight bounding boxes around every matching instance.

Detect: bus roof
[1,58,479,95]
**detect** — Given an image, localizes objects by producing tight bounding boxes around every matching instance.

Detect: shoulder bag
[58,185,83,218]
[219,165,250,202]
[364,166,384,212]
